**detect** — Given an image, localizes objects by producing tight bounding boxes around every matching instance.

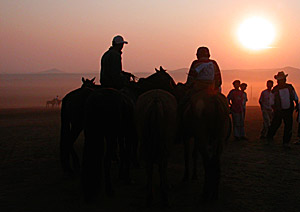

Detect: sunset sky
[1,0,300,74]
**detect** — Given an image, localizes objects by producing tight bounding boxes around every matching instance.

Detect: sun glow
[238,17,275,50]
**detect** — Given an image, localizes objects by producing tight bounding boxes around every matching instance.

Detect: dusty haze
[1,67,299,108]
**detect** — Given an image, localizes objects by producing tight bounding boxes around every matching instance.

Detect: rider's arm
[213,61,222,89]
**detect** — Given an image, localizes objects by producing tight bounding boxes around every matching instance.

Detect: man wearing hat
[100,35,135,89]
[267,71,299,147]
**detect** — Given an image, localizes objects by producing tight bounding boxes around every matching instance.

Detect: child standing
[227,80,247,141]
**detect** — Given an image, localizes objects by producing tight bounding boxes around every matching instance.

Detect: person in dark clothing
[186,46,222,92]
[267,71,299,147]
[295,109,300,145]
[100,35,135,89]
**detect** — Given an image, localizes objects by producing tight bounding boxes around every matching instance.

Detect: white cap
[112,35,128,45]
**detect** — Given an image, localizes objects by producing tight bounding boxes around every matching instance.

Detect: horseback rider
[178,47,223,107]
[176,47,227,144]
[100,35,136,89]
[185,46,222,93]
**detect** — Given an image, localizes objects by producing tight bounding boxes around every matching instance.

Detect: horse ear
[82,77,85,83]
[91,77,95,82]
[160,66,166,72]
[155,68,159,73]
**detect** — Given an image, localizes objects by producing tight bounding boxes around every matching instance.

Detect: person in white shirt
[259,80,274,139]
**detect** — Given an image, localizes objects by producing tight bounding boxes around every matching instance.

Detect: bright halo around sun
[238,17,275,50]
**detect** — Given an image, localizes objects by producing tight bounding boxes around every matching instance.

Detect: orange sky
[1,0,300,74]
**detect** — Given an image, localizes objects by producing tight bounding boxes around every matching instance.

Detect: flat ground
[1,106,300,212]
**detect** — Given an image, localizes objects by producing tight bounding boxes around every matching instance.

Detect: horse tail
[144,98,164,160]
[60,98,71,172]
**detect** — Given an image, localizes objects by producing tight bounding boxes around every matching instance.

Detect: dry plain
[1,106,300,212]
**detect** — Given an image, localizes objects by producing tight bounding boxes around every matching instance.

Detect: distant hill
[163,66,300,84]
[37,68,64,74]
[0,66,299,108]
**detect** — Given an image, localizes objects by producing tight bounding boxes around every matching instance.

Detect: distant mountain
[37,68,64,74]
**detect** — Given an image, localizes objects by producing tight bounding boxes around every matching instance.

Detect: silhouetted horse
[177,85,231,201]
[136,89,177,207]
[46,99,56,107]
[82,88,136,200]
[60,77,97,174]
[46,98,62,107]
[81,66,177,201]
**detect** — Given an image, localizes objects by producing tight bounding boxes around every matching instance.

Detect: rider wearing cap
[100,35,135,89]
[186,47,222,92]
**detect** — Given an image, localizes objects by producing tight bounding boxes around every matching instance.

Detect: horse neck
[81,84,97,91]
[138,77,175,95]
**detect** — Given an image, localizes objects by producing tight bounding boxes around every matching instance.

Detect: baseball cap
[112,35,128,45]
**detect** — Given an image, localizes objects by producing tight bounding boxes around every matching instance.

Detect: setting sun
[238,17,275,50]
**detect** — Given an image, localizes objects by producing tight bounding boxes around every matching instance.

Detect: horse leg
[82,133,104,201]
[159,160,169,207]
[146,160,154,207]
[69,125,82,173]
[131,132,140,168]
[202,148,221,201]
[119,135,131,183]
[183,137,190,181]
[192,138,199,180]
[104,135,115,197]
[60,109,72,175]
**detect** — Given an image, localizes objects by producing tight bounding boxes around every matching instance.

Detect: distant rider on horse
[100,35,136,89]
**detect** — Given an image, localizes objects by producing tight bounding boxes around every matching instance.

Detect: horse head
[138,66,176,94]
[81,77,96,88]
[173,82,189,102]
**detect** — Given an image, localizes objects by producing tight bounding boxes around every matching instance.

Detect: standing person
[295,106,300,145]
[267,71,299,147]
[100,35,135,89]
[227,80,247,141]
[259,80,274,139]
[240,83,248,118]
